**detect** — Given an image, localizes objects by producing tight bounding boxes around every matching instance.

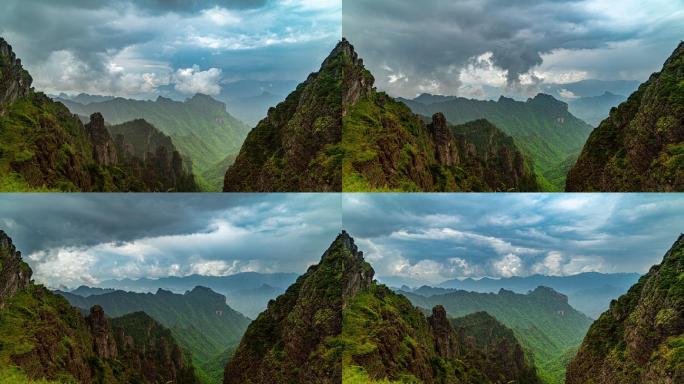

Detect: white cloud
[391,228,540,255]
[173,65,223,95]
[492,253,523,278]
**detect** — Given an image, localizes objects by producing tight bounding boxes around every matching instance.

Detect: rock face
[429,113,460,167]
[567,42,684,191]
[87,305,118,359]
[0,38,32,115]
[0,230,31,309]
[223,40,345,192]
[341,37,373,115]
[566,235,684,383]
[85,113,118,166]
[0,230,200,384]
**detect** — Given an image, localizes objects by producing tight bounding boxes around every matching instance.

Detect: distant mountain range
[90,272,298,319]
[383,271,641,319]
[57,286,251,384]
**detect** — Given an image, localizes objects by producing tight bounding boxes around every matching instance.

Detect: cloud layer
[0,194,341,287]
[0,0,341,98]
[344,0,684,98]
[342,194,684,284]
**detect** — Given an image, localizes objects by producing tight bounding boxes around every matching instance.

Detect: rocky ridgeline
[86,113,118,166]
[0,38,32,115]
[0,230,31,309]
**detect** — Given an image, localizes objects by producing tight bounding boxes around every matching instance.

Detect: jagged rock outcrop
[0,230,200,384]
[0,38,32,115]
[341,37,373,115]
[85,113,118,166]
[0,230,31,309]
[223,40,346,192]
[429,113,460,166]
[566,41,684,191]
[428,305,460,359]
[566,235,684,383]
[87,305,118,359]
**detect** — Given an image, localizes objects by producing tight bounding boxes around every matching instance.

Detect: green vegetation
[61,94,250,191]
[401,287,592,383]
[402,94,593,190]
[567,235,684,383]
[567,42,684,191]
[59,287,250,384]
[223,41,344,192]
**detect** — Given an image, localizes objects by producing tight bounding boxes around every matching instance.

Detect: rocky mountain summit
[567,41,684,191]
[566,234,684,383]
[0,230,200,383]
[223,40,347,191]
[0,230,31,309]
[0,38,31,116]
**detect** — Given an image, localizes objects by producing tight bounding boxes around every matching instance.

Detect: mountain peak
[339,38,374,114]
[0,37,33,115]
[0,230,32,309]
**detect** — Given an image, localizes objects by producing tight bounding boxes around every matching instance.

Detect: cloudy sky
[0,194,341,288]
[344,0,684,99]
[0,0,340,98]
[2,194,683,288]
[343,194,684,285]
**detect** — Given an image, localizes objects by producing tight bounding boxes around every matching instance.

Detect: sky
[343,0,684,99]
[0,194,342,288]
[342,194,684,285]
[2,194,683,288]
[0,0,341,99]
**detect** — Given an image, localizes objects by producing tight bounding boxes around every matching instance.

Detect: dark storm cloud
[343,0,684,97]
[0,194,342,287]
[342,194,684,284]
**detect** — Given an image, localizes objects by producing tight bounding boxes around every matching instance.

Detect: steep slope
[342,40,540,192]
[400,93,593,190]
[223,42,344,192]
[0,37,199,191]
[566,235,684,383]
[59,94,250,190]
[59,286,251,384]
[225,231,542,384]
[566,42,684,191]
[0,230,200,383]
[400,287,592,383]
